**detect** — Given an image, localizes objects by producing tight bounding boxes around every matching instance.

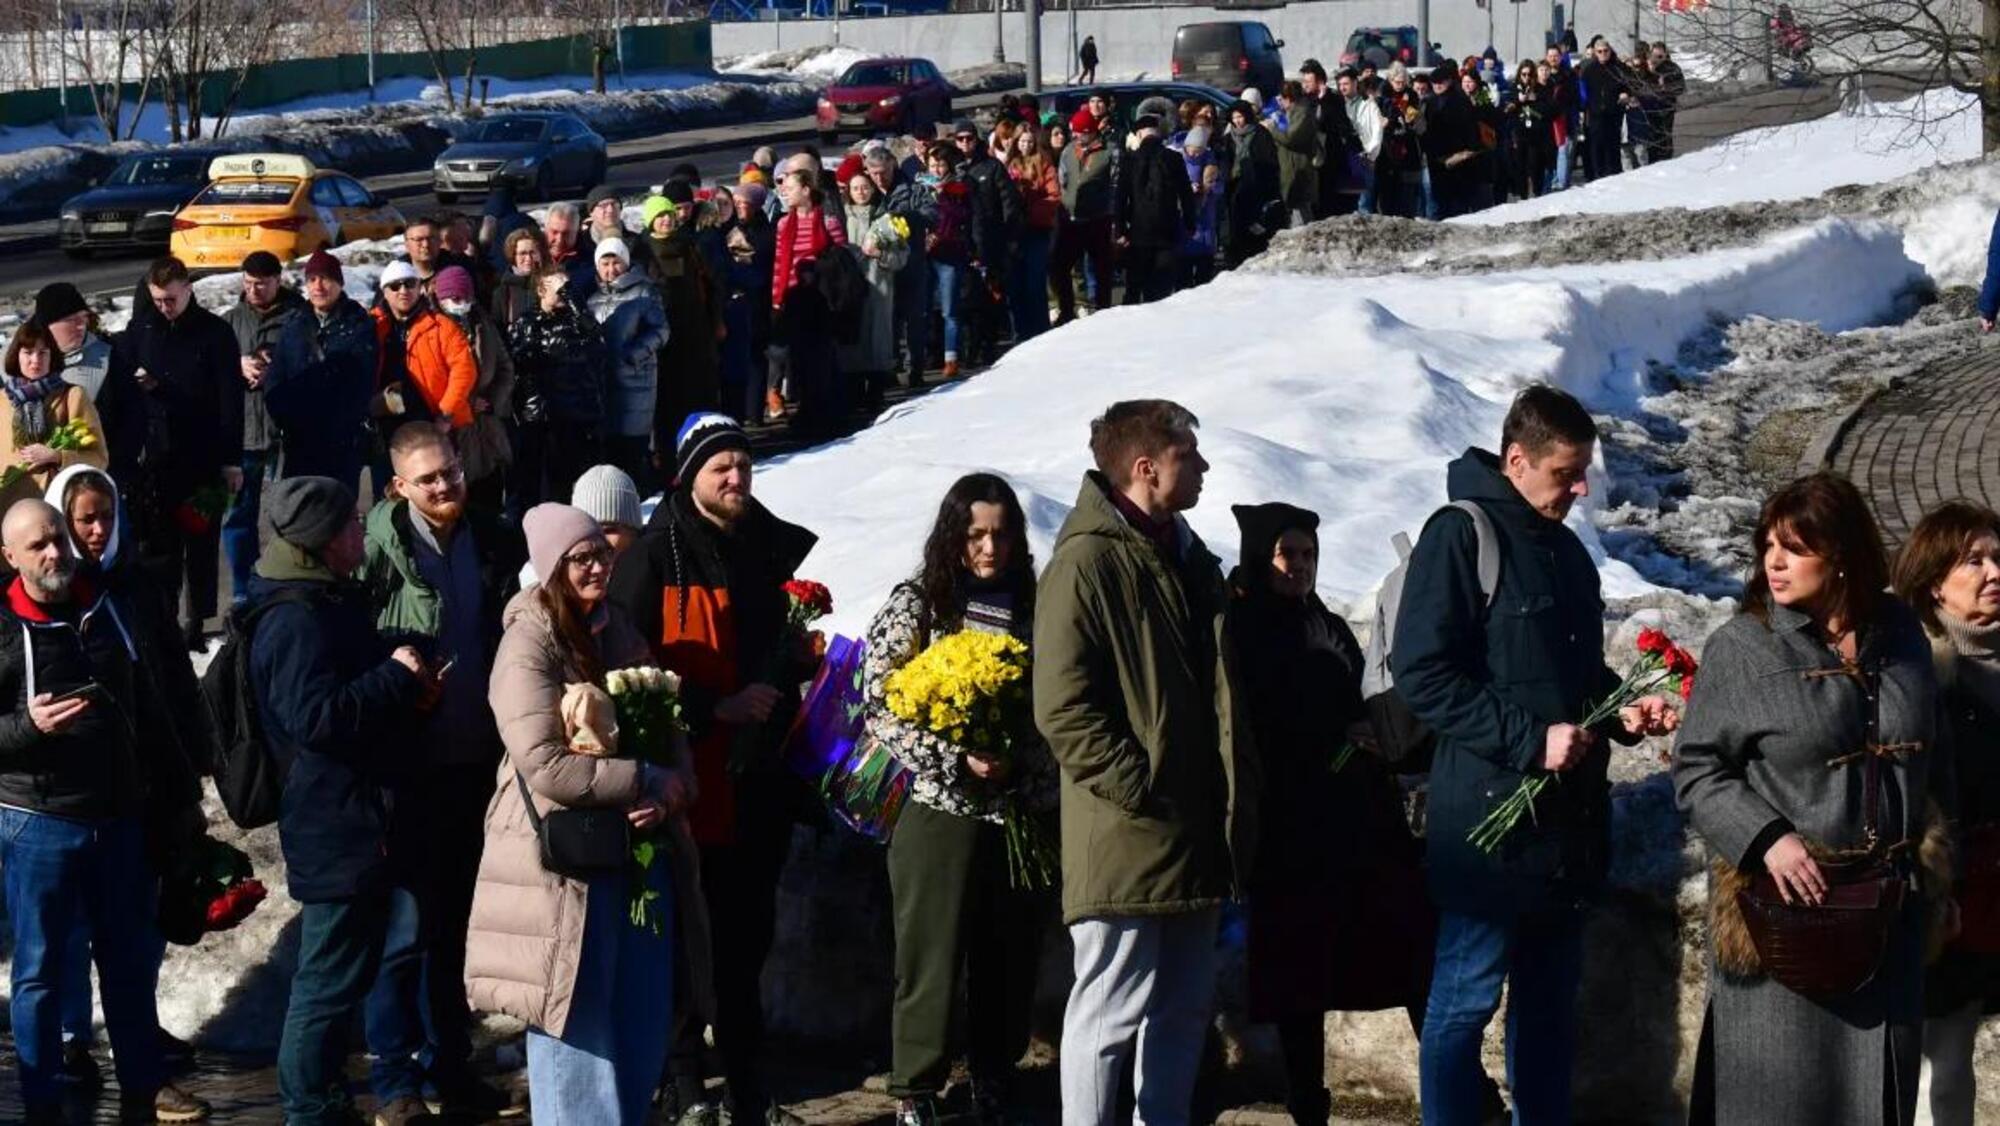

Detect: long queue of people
[0,374,1994,1126]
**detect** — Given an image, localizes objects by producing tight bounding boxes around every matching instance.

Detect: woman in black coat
[1227,502,1460,1125]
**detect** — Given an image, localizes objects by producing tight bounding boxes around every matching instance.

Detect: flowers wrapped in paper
[783,634,913,841]
[864,213,912,273]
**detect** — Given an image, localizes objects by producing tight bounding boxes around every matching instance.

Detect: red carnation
[1665,646,1698,678]
[1637,628,1671,656]
[204,878,267,932]
[784,579,833,619]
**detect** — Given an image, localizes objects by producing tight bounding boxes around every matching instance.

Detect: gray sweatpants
[1059,908,1220,1126]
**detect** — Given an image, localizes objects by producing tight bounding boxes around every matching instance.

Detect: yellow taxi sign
[206,153,316,181]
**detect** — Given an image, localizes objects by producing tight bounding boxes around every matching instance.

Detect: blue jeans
[221,449,273,608]
[0,810,165,1109]
[280,893,393,1124]
[1420,908,1584,1126]
[526,867,674,1125]
[362,887,427,1102]
[1550,139,1572,191]
[1356,160,1379,215]
[931,260,963,360]
[1008,229,1053,343]
[59,912,166,1046]
[1420,165,1439,221]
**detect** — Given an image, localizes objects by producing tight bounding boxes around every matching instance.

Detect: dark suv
[1338,26,1447,72]
[1170,21,1285,97]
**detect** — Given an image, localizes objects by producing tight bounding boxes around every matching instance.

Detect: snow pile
[720,43,875,80]
[756,217,1922,639]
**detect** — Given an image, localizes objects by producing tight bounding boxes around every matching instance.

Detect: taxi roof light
[206,153,316,181]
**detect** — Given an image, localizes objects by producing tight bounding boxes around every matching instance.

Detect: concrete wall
[713,0,1653,86]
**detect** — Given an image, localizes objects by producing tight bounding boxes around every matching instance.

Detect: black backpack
[200,589,310,830]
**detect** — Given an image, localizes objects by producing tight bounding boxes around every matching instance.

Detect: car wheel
[534,165,555,202]
[818,129,839,148]
[436,190,458,205]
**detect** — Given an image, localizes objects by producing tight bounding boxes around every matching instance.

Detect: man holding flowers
[1391,385,1677,1125]
[610,412,817,1126]
[1034,400,1257,1126]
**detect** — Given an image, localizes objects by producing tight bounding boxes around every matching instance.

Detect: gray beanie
[571,465,642,530]
[262,477,354,552]
[523,503,602,587]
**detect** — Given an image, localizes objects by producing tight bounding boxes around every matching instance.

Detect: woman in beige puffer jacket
[465,504,700,1124]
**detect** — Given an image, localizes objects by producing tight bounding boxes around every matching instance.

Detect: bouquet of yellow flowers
[3,419,94,487]
[883,630,1057,889]
[606,665,686,933]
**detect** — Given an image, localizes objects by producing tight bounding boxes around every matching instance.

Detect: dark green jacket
[1391,448,1623,919]
[1033,472,1257,923]
[361,498,524,650]
[1274,104,1321,217]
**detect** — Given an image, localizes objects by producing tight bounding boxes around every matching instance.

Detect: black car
[1170,21,1285,98]
[432,112,608,203]
[1046,82,1236,135]
[58,149,223,258]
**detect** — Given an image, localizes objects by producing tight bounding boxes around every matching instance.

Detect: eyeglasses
[403,463,464,490]
[383,280,418,292]
[562,545,615,571]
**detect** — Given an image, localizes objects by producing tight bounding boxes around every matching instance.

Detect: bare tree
[61,0,163,139]
[137,0,287,141]
[1669,0,1992,150]
[381,0,486,111]
[548,0,618,93]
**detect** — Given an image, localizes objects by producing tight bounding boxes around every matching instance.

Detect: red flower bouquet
[1467,627,1699,853]
[730,579,834,774]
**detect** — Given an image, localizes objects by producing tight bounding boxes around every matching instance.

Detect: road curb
[1798,374,1901,475]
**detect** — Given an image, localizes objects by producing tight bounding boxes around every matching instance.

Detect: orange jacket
[371,306,477,428]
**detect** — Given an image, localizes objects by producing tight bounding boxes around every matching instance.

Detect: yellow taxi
[168,153,405,271]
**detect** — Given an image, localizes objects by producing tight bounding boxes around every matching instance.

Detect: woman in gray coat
[1675,473,1950,1126]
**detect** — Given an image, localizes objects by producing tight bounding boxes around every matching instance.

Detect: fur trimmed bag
[1707,801,1954,979]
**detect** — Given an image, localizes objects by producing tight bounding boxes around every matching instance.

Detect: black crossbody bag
[514,772,630,879]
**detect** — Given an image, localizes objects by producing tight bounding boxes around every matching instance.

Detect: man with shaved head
[0,498,211,1123]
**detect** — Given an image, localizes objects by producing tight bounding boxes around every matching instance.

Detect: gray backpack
[1360,500,1501,768]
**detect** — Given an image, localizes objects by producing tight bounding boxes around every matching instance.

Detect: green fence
[0,20,712,130]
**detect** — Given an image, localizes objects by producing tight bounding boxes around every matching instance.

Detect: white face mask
[440,298,473,317]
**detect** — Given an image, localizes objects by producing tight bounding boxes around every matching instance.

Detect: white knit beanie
[571,464,643,530]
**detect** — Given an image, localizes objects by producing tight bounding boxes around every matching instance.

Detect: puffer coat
[464,588,711,1038]
[584,270,670,440]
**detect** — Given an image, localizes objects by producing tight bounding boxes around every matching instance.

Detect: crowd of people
[7,26,1992,1126]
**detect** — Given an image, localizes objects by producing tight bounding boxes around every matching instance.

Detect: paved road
[1824,343,2000,548]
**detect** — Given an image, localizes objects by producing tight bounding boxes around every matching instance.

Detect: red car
[816,57,955,144]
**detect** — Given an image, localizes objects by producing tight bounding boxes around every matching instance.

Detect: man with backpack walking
[1389,385,1674,1125]
[240,476,437,1126]
[0,498,212,1126]
[358,424,524,1122]
[1034,400,1256,1126]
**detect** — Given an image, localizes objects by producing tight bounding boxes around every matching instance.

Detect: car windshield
[837,64,904,86]
[106,155,208,186]
[1177,25,1239,53]
[471,118,548,143]
[1349,31,1406,53]
[191,180,298,207]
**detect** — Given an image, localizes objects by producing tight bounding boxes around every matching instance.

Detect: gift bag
[783,635,911,841]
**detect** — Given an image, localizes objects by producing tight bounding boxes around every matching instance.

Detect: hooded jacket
[265,296,379,484]
[1060,134,1116,221]
[585,270,672,440]
[1032,473,1257,924]
[1116,132,1195,250]
[0,569,148,821]
[1274,101,1321,215]
[372,305,478,430]
[248,541,425,902]
[1390,448,1625,919]
[42,464,211,839]
[505,299,605,427]
[465,588,712,1039]
[611,490,817,845]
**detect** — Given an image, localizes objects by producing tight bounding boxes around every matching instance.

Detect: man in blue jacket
[1391,385,1674,1125]
[264,252,379,496]
[1979,208,2000,333]
[247,476,434,1126]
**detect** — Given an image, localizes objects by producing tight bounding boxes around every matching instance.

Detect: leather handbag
[1734,662,1910,998]
[514,773,630,880]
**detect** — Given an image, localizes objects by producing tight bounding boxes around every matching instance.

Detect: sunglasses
[563,545,615,570]
[383,280,418,292]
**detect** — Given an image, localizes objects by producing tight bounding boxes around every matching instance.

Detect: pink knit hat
[523,503,602,584]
